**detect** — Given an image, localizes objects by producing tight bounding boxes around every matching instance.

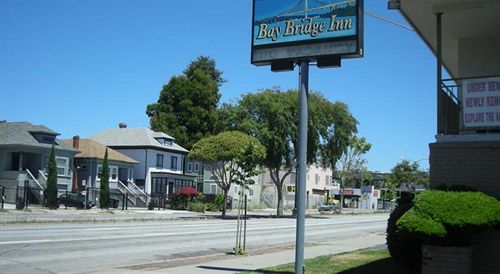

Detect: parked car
[58,194,94,209]
[318,204,340,213]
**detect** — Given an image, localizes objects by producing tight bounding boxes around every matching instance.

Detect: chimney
[72,135,80,149]
[119,122,127,128]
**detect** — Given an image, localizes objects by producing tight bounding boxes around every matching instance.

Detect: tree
[45,145,58,209]
[183,56,226,86]
[99,149,110,209]
[217,88,357,216]
[388,159,429,196]
[189,131,265,218]
[318,102,358,183]
[146,56,222,150]
[336,136,372,188]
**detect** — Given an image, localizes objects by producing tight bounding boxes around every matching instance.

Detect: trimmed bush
[386,193,421,272]
[397,190,500,245]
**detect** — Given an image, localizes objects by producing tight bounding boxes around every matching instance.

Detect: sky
[0,0,437,172]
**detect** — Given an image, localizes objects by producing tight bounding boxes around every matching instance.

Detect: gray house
[61,137,146,207]
[88,125,196,202]
[0,121,78,204]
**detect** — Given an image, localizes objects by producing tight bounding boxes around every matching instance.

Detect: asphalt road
[0,214,389,274]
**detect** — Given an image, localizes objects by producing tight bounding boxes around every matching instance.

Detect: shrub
[386,193,421,272]
[214,194,224,210]
[171,187,199,210]
[397,190,500,245]
[186,202,206,212]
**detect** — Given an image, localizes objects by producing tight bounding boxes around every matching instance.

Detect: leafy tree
[146,56,222,150]
[45,145,58,209]
[183,56,226,86]
[217,88,357,216]
[388,159,429,196]
[99,149,110,209]
[189,131,265,217]
[336,136,372,188]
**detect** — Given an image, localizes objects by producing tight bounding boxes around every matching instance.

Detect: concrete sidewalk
[99,233,386,274]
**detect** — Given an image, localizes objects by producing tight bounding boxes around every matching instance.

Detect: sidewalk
[99,233,387,274]
[0,203,389,224]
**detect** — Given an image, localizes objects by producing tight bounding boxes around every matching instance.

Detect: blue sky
[0,0,436,172]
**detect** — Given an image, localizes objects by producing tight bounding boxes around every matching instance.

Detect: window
[56,157,69,176]
[325,175,330,185]
[315,174,320,185]
[171,156,178,170]
[110,167,118,181]
[97,165,118,181]
[210,184,217,194]
[156,154,163,169]
[187,163,192,172]
[249,189,254,196]
[194,163,199,171]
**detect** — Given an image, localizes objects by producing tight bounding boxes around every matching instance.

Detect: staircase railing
[127,180,148,205]
[38,170,47,188]
[117,180,136,205]
[25,169,44,204]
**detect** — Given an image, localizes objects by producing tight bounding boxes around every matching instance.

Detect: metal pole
[244,194,247,252]
[1,186,4,209]
[436,12,443,135]
[125,193,128,210]
[295,60,309,274]
[24,179,28,209]
[122,193,125,210]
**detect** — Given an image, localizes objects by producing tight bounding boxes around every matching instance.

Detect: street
[0,214,388,273]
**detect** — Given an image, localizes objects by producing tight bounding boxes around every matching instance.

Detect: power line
[365,11,414,31]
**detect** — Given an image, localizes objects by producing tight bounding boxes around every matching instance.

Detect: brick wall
[429,141,500,199]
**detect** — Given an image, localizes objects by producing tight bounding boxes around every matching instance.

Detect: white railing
[127,180,148,205]
[25,169,44,203]
[117,180,136,205]
[38,170,47,188]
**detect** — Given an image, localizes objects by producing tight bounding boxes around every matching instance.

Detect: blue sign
[253,0,359,46]
[251,0,363,65]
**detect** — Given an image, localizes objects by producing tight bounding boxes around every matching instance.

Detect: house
[88,124,196,202]
[259,165,337,209]
[60,136,146,207]
[185,159,204,192]
[0,121,78,204]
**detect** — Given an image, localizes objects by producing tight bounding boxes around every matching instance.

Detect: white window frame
[56,157,69,177]
[194,163,199,171]
[97,164,118,182]
[187,163,193,172]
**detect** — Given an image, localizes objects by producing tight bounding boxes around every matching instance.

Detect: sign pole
[295,60,309,274]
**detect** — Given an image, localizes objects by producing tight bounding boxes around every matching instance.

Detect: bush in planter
[397,190,500,246]
[171,187,199,210]
[186,202,207,212]
[386,192,422,272]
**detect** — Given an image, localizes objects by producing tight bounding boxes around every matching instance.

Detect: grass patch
[98,210,115,214]
[246,249,410,274]
[0,208,8,213]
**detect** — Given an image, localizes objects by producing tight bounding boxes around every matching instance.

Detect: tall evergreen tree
[146,56,222,150]
[99,149,110,209]
[45,145,58,209]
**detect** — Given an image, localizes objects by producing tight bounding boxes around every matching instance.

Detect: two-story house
[88,124,196,200]
[0,121,78,204]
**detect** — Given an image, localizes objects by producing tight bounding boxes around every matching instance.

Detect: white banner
[462,77,500,128]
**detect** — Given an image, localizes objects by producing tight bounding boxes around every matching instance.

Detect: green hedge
[397,190,500,243]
